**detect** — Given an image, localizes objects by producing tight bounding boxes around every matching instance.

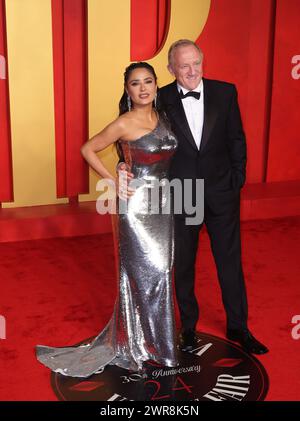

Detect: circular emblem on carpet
[51,332,269,401]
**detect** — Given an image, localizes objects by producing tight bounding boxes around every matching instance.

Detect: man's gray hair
[168,39,203,66]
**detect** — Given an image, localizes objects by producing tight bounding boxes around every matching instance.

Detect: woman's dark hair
[116,62,167,159]
[118,61,163,116]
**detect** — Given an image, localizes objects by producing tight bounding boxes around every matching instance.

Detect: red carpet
[0,216,300,401]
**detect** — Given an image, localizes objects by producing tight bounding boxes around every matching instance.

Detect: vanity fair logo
[51,332,269,401]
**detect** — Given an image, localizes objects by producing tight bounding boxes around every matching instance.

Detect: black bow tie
[180,90,201,100]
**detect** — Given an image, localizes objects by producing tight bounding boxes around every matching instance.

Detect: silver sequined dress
[36,118,178,377]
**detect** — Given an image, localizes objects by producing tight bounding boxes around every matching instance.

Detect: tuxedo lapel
[200,79,218,153]
[163,81,198,151]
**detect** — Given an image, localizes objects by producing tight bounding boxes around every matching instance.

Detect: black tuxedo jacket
[159,78,247,214]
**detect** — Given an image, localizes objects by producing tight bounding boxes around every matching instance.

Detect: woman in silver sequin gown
[36,63,178,377]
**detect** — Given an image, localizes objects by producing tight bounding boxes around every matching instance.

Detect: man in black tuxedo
[159,39,268,355]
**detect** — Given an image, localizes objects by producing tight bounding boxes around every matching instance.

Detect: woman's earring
[127,95,131,112]
[154,93,157,108]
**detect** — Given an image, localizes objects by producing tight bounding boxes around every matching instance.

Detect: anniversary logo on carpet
[51,332,269,401]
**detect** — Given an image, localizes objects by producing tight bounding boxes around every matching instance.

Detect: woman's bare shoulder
[115,113,135,128]
[110,113,136,138]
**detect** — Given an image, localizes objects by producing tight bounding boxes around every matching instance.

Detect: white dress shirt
[177,80,204,150]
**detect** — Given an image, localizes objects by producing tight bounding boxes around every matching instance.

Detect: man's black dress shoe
[179,329,198,351]
[226,329,269,355]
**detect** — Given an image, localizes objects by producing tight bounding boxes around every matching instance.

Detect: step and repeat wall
[0,0,299,208]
